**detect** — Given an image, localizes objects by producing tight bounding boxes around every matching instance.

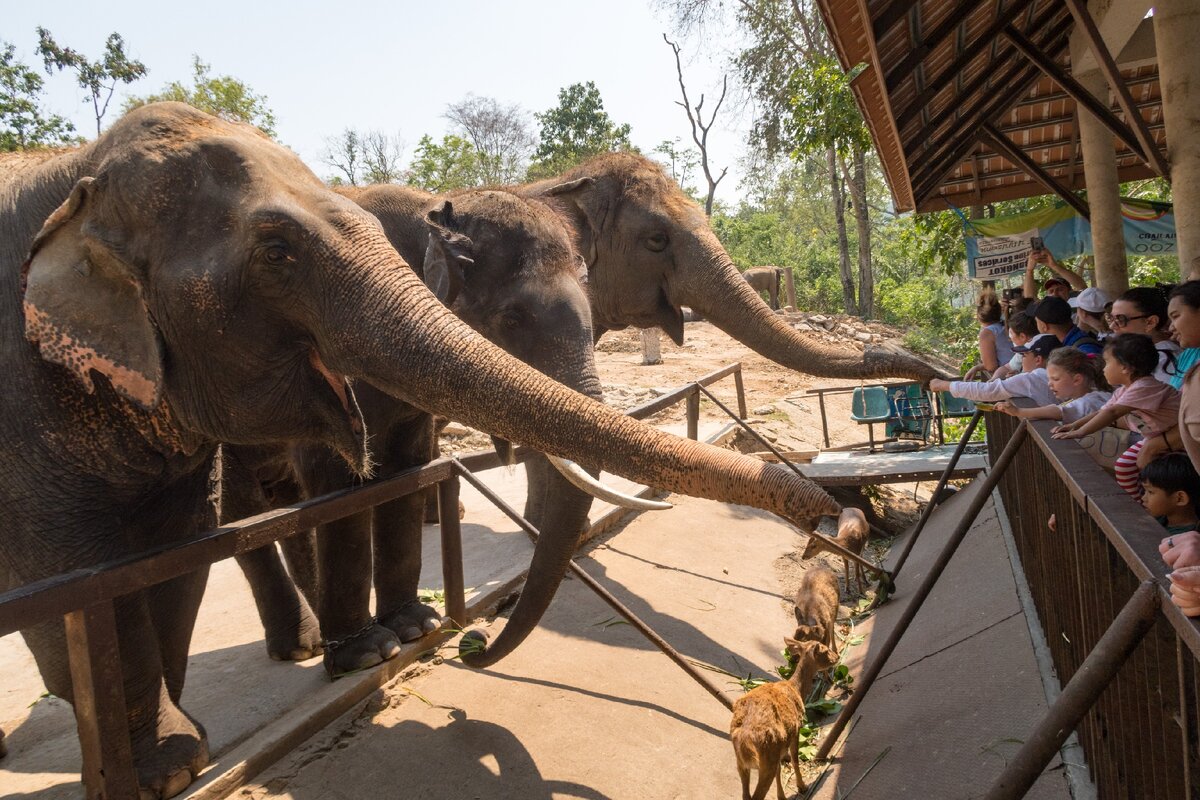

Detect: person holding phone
[1023,239,1086,301]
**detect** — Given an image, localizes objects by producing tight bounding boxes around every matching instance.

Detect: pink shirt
[1102,376,1181,437]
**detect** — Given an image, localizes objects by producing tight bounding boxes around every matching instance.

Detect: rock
[753,404,777,415]
[854,331,872,343]
[809,314,828,326]
[794,322,815,332]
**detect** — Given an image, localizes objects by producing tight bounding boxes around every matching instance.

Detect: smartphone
[1029,236,1044,252]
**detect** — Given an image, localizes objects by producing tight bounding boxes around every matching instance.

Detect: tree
[123,56,276,136]
[36,28,147,137]
[444,95,534,185]
[406,134,484,193]
[652,137,700,195]
[0,41,77,151]
[528,82,633,179]
[322,128,363,186]
[663,34,728,216]
[360,130,406,184]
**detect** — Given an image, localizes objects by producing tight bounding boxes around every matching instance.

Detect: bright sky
[5,0,752,201]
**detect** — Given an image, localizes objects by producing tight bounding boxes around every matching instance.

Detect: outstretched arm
[1041,250,1087,291]
[995,400,1063,420]
[1053,404,1129,439]
[1023,252,1039,299]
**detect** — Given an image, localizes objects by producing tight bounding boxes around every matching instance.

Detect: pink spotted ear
[22,178,163,410]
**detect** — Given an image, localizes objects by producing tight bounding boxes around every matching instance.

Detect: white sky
[4,0,752,200]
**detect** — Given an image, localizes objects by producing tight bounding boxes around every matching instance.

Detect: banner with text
[964,199,1175,280]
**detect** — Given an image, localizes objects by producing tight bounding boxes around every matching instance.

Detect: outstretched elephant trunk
[317,252,840,667]
[678,229,943,383]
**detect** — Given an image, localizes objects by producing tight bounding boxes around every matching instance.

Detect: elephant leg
[147,568,210,705]
[20,593,208,798]
[294,447,399,678]
[373,416,442,643]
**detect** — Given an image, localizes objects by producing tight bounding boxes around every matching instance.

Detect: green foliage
[406,134,484,193]
[0,41,77,151]
[528,81,633,179]
[782,56,870,158]
[36,28,146,137]
[124,56,276,137]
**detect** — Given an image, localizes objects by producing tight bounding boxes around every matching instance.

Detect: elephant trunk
[320,259,840,665]
[677,233,944,383]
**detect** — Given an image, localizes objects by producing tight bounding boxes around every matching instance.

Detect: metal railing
[985,408,1200,798]
[0,363,749,800]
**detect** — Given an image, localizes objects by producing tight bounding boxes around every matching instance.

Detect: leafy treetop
[124,56,276,137]
[0,41,77,151]
[36,28,147,137]
[528,81,633,179]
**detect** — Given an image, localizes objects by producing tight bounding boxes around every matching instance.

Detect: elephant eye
[260,244,294,267]
[646,232,669,252]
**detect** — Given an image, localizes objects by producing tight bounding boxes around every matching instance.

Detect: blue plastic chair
[938,391,976,418]
[850,386,892,423]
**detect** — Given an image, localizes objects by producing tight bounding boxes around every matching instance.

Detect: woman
[1108,286,1180,384]
[968,290,1013,379]
[1157,281,1200,615]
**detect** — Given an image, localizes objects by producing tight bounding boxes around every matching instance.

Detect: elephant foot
[263,596,324,661]
[322,623,401,678]
[379,600,443,644]
[131,700,209,800]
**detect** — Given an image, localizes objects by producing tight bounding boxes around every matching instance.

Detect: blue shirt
[1062,326,1103,356]
[1170,348,1200,390]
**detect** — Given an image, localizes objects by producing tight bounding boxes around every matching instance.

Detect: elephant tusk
[546,455,673,511]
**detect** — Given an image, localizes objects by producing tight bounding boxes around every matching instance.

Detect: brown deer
[792,565,840,653]
[800,507,871,594]
[729,638,839,800]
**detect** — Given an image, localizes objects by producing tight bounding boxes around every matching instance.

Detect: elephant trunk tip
[459,628,505,667]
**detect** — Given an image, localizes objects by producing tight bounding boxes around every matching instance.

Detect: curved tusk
[546,455,673,511]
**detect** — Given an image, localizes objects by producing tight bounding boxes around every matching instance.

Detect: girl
[1163,281,1200,616]
[973,290,1014,378]
[994,346,1110,422]
[1054,333,1181,497]
[1108,286,1180,384]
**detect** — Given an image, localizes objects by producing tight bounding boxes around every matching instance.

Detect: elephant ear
[545,176,602,266]
[423,201,474,307]
[22,177,164,410]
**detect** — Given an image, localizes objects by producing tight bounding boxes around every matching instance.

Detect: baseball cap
[1043,277,1070,290]
[1068,287,1112,313]
[1030,295,1073,325]
[1012,333,1063,358]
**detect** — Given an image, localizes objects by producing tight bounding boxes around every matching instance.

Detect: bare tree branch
[664,33,729,216]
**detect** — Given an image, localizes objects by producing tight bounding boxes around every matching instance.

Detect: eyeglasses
[1104,313,1150,328]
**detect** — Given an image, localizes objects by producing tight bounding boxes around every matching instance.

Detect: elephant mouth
[308,349,362,435]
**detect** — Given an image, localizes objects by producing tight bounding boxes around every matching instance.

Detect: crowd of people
[929,248,1200,616]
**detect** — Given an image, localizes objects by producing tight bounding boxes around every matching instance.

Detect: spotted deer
[729,638,839,800]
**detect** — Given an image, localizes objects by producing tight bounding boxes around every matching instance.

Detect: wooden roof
[816,0,1164,213]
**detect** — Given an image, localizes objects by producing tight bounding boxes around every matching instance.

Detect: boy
[931,333,1061,407]
[1141,453,1200,535]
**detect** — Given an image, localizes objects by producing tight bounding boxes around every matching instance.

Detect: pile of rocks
[786,311,899,348]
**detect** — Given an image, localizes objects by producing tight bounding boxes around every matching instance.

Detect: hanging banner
[963,198,1175,280]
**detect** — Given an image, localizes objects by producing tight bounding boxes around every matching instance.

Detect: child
[988,310,1039,380]
[930,333,1061,407]
[1053,334,1181,497]
[994,346,1111,421]
[1140,453,1200,535]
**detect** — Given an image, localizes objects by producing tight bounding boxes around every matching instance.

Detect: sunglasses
[1104,313,1150,328]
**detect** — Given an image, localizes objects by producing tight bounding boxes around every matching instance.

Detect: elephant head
[523,152,943,383]
[22,104,839,674]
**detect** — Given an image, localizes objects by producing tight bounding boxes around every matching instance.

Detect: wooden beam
[1001,24,1150,165]
[1060,0,1170,178]
[872,0,920,41]
[884,0,979,92]
[894,0,1038,130]
[979,122,1091,219]
[902,10,1071,154]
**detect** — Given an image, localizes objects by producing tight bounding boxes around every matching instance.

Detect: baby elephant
[801,507,871,594]
[730,638,839,800]
[793,565,840,653]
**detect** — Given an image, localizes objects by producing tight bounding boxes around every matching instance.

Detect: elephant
[233,185,608,676]
[742,266,785,310]
[0,103,842,797]
[519,152,944,383]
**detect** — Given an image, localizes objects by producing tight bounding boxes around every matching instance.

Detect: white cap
[1068,287,1112,313]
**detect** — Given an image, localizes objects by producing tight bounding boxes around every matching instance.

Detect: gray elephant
[742,266,785,310]
[1,103,842,797]
[234,185,609,676]
[519,153,942,382]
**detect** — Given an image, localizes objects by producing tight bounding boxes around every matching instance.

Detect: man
[1031,295,1103,356]
[1069,286,1113,338]
[1023,248,1086,301]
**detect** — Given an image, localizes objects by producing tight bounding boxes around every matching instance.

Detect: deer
[800,506,871,595]
[792,565,840,653]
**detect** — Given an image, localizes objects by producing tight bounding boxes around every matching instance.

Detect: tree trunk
[828,147,855,315]
[850,147,873,319]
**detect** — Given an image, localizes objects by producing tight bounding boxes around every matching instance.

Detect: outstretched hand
[1169,567,1200,617]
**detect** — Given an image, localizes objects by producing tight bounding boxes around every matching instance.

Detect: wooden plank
[65,602,139,800]
[872,0,919,41]
[884,0,983,92]
[978,122,1091,219]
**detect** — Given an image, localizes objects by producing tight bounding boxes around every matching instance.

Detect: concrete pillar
[1076,70,1128,294]
[1155,0,1200,280]
[639,328,661,365]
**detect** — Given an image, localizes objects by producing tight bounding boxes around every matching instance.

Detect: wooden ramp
[801,444,988,487]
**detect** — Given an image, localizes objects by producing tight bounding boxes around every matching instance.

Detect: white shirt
[949,368,1056,407]
[1059,390,1112,424]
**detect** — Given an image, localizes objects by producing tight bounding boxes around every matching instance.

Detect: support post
[979,124,1090,219]
[1155,0,1200,279]
[65,602,139,800]
[783,268,796,311]
[1076,70,1129,294]
[983,581,1159,799]
[686,389,699,441]
[640,328,662,365]
[815,421,1029,760]
[437,476,467,628]
[733,368,748,420]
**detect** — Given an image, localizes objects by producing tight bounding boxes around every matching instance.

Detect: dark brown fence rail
[0,363,746,800]
[987,408,1200,798]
